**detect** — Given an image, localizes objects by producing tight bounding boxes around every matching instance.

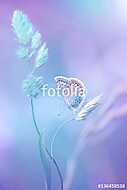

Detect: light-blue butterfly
[55,76,102,120]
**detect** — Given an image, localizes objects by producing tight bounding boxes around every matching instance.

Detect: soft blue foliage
[12,10,34,45]
[16,47,29,61]
[31,31,42,49]
[12,10,48,68]
[22,75,44,98]
[13,10,52,190]
[35,43,48,68]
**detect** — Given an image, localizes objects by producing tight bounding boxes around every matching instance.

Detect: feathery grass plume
[16,47,29,61]
[35,43,48,68]
[12,10,34,45]
[22,75,43,98]
[12,10,64,190]
[31,31,42,49]
[75,94,102,121]
[12,10,48,69]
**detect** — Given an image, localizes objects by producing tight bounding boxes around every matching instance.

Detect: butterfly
[54,76,102,120]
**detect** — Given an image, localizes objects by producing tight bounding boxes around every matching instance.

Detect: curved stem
[45,147,64,190]
[50,119,74,190]
[31,98,41,138]
[31,98,64,190]
[50,119,74,158]
[30,98,51,190]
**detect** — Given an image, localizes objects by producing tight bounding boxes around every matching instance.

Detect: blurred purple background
[0,0,127,189]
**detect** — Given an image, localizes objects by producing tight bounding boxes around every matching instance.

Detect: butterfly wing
[54,76,70,95]
[54,76,87,111]
[75,94,102,121]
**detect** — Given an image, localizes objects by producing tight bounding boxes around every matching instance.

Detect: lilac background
[0,0,127,190]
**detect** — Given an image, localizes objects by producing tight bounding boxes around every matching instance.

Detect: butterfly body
[69,95,82,108]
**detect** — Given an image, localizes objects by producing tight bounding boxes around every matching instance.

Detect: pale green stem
[50,119,74,158]
[50,119,74,190]
[30,98,64,190]
[30,98,51,190]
